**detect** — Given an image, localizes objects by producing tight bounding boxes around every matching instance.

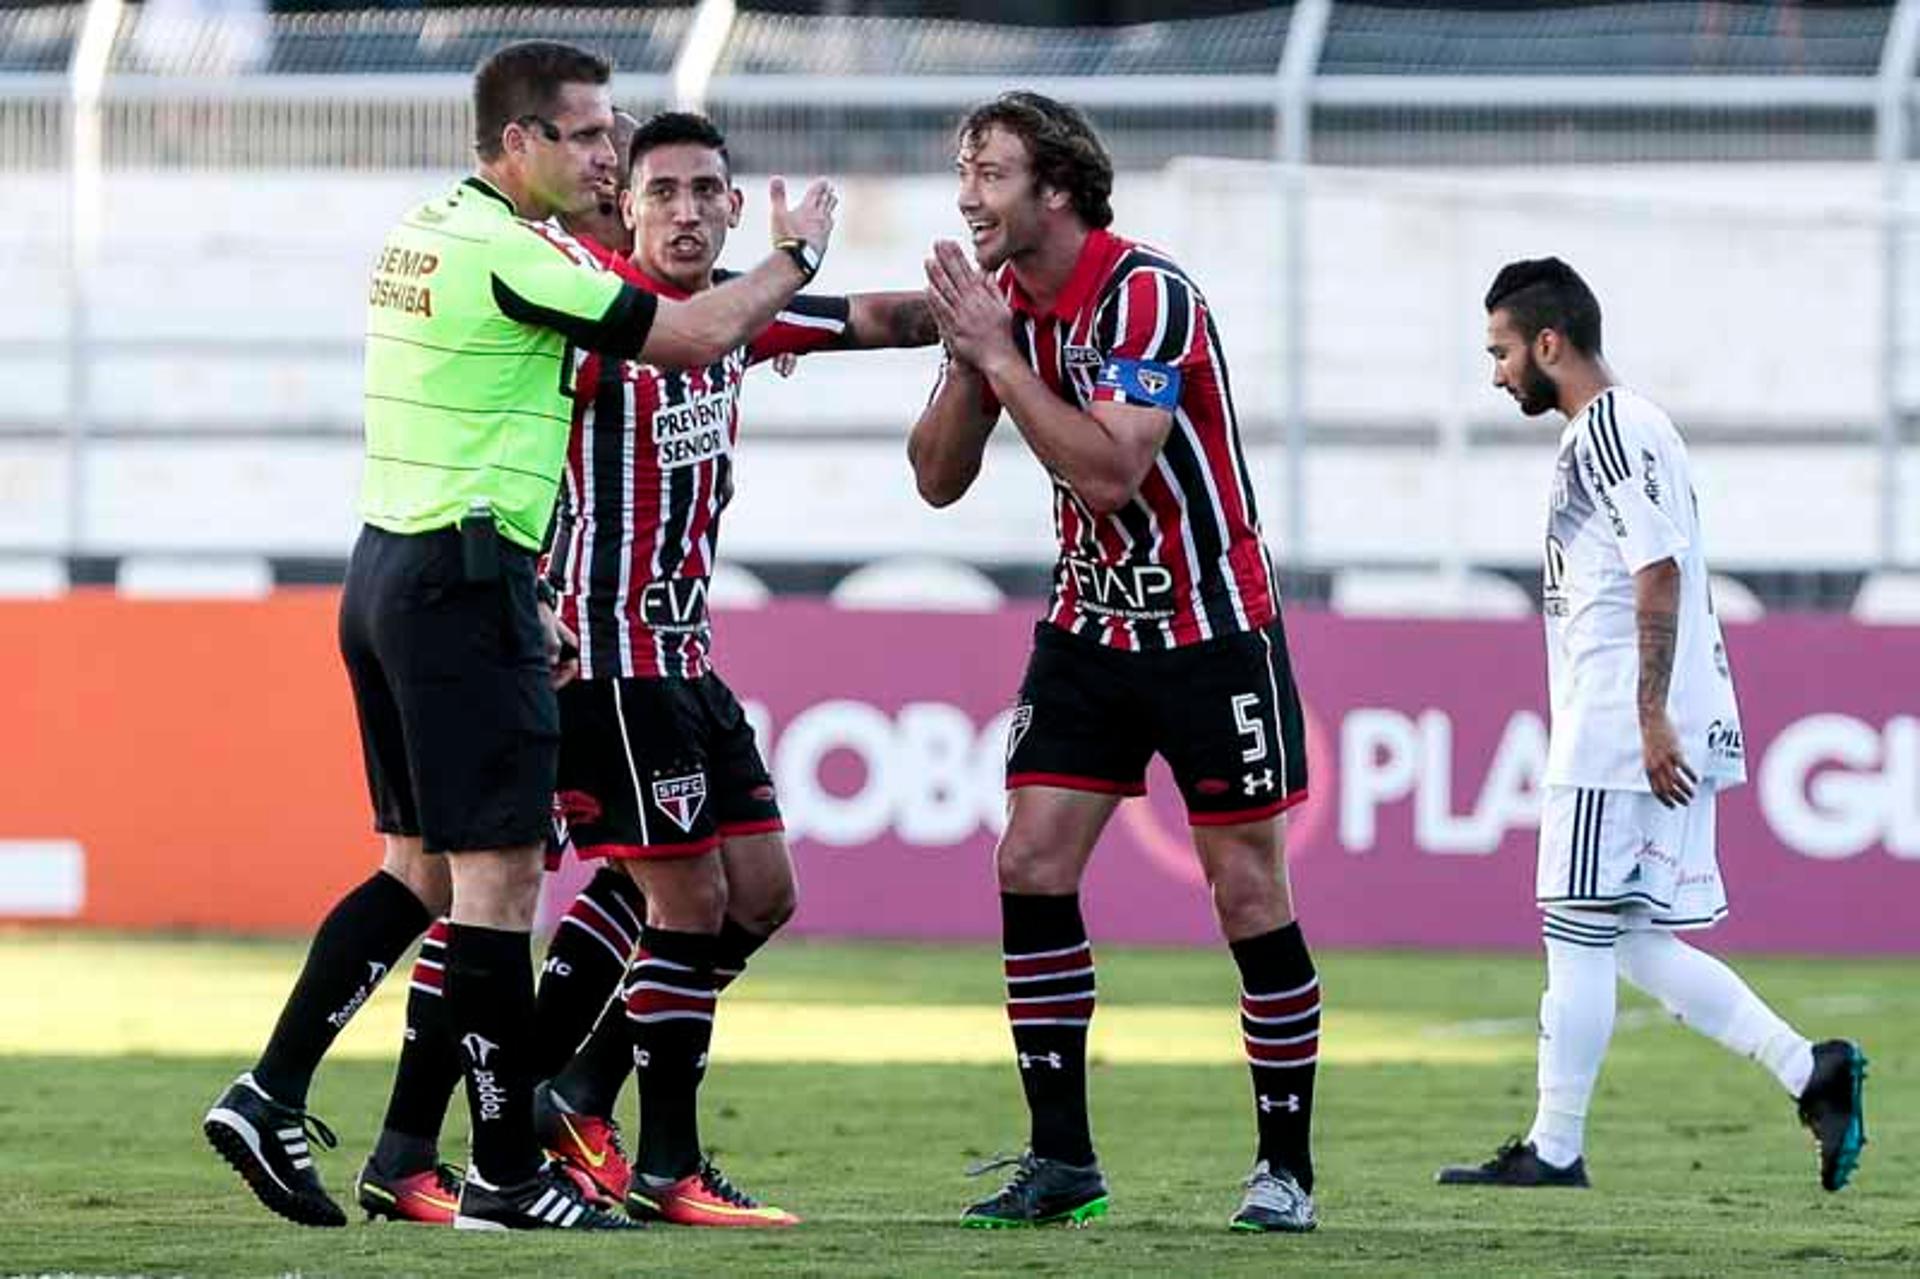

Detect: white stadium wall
[0,162,1909,566]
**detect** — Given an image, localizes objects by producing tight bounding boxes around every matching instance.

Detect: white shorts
[1536,783,1727,930]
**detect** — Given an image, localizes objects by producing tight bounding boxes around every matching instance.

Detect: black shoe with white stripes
[454,1161,647,1231]
[202,1072,347,1227]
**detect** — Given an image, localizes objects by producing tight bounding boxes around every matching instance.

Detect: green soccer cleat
[960,1152,1110,1228]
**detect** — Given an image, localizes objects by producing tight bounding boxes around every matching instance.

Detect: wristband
[536,578,559,609]
[774,237,821,283]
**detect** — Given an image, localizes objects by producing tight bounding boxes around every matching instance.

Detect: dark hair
[957,91,1114,230]
[629,110,731,177]
[1484,257,1603,355]
[472,40,612,162]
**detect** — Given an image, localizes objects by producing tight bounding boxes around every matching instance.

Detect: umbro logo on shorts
[651,773,708,833]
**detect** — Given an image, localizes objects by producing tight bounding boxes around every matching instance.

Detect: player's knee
[995,835,1078,895]
[647,859,729,933]
[381,838,451,916]
[448,846,545,928]
[1613,928,1674,990]
[729,868,796,936]
[1209,860,1289,938]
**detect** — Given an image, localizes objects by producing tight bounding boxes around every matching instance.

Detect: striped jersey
[970,227,1277,649]
[550,246,849,679]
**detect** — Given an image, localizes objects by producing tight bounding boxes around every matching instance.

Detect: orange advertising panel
[4,590,376,930]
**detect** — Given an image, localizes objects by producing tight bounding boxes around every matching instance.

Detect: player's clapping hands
[768,176,837,257]
[925,239,1016,373]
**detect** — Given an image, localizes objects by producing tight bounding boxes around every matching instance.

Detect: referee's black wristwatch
[774,237,822,284]
[535,577,560,610]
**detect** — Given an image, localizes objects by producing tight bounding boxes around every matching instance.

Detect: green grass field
[0,931,1911,1277]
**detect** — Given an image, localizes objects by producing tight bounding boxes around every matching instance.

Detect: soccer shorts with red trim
[555,671,781,859]
[1005,618,1308,825]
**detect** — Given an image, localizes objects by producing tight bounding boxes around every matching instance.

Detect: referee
[203,40,835,1232]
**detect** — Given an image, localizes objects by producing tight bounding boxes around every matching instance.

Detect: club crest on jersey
[1063,345,1104,370]
[1095,357,1182,409]
[1007,703,1033,762]
[651,772,708,833]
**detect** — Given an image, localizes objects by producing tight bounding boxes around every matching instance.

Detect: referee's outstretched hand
[769,176,837,258]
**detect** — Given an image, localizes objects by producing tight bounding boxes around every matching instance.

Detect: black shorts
[555,672,781,860]
[339,524,560,854]
[1006,617,1309,825]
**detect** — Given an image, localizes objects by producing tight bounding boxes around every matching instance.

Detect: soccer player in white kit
[1436,258,1868,1193]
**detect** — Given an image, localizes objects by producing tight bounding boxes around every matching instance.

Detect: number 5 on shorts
[1232,692,1267,763]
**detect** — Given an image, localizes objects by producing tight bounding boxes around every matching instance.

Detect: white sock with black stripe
[1527,908,1621,1169]
[1617,930,1813,1096]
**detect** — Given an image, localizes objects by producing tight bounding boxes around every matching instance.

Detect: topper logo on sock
[1258,1093,1300,1114]
[325,961,389,1030]
[651,772,708,833]
[461,1033,499,1068]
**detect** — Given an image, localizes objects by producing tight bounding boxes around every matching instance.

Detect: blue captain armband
[1095,358,1182,409]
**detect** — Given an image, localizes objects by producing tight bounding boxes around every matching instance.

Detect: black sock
[1230,922,1320,1192]
[253,871,431,1107]
[1001,893,1096,1167]
[627,926,718,1181]
[443,922,541,1186]
[713,917,772,993]
[534,866,643,1080]
[550,995,633,1118]
[374,917,461,1173]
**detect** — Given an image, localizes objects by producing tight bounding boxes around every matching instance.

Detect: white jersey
[1542,386,1746,792]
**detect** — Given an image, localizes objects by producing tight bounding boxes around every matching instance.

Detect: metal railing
[0,0,1914,574]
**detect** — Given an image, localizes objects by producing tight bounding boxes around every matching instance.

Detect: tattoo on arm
[839,294,939,349]
[1637,607,1678,723]
[889,295,939,347]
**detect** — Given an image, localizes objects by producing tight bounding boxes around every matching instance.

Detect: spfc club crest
[651,772,708,833]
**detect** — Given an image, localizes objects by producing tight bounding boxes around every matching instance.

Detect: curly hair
[957,91,1114,229]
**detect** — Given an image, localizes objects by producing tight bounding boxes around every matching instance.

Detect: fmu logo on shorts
[651,772,709,833]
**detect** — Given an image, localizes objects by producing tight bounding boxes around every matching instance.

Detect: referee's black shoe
[1436,1139,1589,1188]
[202,1072,347,1227]
[454,1161,647,1231]
[960,1151,1110,1227]
[1797,1039,1869,1192]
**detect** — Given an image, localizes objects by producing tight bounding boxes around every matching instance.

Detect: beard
[1516,356,1558,416]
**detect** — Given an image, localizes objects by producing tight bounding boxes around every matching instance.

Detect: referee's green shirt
[359,177,657,550]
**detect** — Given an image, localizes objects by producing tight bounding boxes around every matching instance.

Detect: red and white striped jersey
[550,247,848,679]
[969,228,1278,650]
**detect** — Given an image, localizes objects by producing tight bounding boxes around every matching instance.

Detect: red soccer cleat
[357,1160,463,1225]
[535,1087,632,1208]
[628,1161,800,1228]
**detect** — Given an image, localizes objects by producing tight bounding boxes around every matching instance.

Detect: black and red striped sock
[1231,922,1320,1192]
[1002,893,1096,1167]
[533,866,643,1080]
[626,927,719,1181]
[253,870,431,1107]
[373,918,460,1173]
